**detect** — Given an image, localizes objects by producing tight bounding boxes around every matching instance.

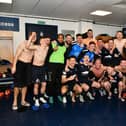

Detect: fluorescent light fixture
[90,10,112,16]
[0,0,12,4]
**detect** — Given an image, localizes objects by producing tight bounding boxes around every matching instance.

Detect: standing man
[64,34,73,48]
[114,31,126,55]
[26,36,50,107]
[11,32,37,110]
[95,39,105,56]
[83,29,96,47]
[48,34,66,104]
[64,34,73,63]
[101,39,122,67]
[69,34,87,62]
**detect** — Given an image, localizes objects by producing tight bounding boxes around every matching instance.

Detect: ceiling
[0,0,126,25]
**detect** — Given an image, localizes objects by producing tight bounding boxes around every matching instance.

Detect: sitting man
[61,56,82,103]
[77,55,95,102]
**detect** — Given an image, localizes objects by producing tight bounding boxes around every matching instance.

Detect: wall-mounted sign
[37,21,46,25]
[0,17,19,31]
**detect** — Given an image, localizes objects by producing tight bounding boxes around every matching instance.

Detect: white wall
[79,21,93,33]
[80,21,122,38]
[13,16,79,53]
[92,24,122,37]
[0,14,122,54]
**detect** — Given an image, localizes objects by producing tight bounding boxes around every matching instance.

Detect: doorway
[0,30,14,63]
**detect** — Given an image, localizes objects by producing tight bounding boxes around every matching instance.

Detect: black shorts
[63,81,79,91]
[32,65,47,84]
[79,79,92,86]
[14,60,32,88]
[111,82,118,89]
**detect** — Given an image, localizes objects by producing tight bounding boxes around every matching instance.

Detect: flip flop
[21,102,30,107]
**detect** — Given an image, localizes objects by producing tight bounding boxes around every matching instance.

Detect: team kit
[11,30,126,111]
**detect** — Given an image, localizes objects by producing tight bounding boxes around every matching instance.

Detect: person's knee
[82,84,89,91]
[92,82,100,89]
[14,87,19,91]
[41,82,46,88]
[61,86,67,95]
[119,81,124,88]
[104,82,110,88]
[34,84,39,89]
[76,86,82,94]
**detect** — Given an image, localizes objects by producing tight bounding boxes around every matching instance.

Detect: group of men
[11,29,126,110]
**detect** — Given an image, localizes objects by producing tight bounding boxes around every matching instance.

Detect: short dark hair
[82,32,88,39]
[44,35,51,39]
[76,33,82,38]
[65,34,72,38]
[116,31,123,34]
[40,36,46,40]
[87,29,93,32]
[67,56,77,60]
[72,36,75,41]
[89,41,96,45]
[93,58,101,64]
[57,33,64,39]
[40,35,50,40]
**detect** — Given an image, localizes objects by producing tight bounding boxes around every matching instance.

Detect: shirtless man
[83,29,96,47]
[90,58,108,97]
[115,60,126,79]
[11,32,37,110]
[26,36,50,107]
[114,31,126,55]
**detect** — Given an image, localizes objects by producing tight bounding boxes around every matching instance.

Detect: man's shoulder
[18,40,27,48]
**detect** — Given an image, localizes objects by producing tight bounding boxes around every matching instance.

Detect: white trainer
[99,90,104,96]
[62,97,67,104]
[35,99,40,107]
[44,93,49,99]
[12,105,18,110]
[40,97,47,103]
[107,96,112,100]
[79,95,85,103]
[87,92,95,100]
[119,97,125,102]
[114,88,118,94]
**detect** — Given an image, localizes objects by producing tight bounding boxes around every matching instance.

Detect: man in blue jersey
[68,34,87,61]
